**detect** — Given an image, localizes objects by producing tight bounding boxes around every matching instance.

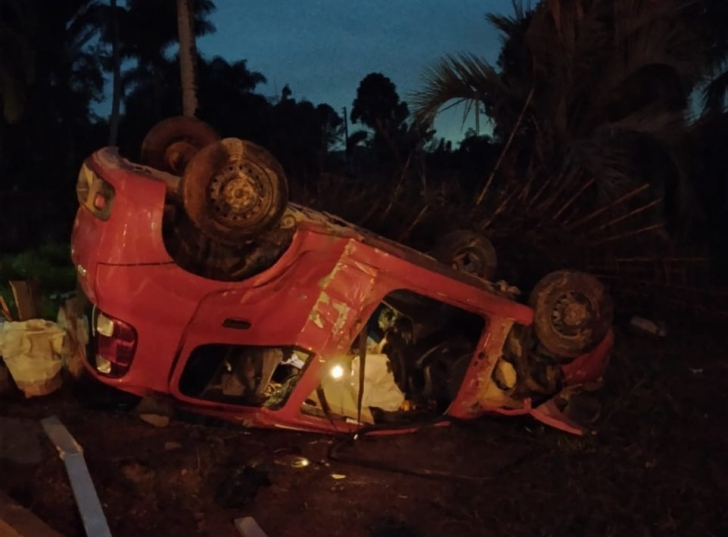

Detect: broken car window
[301,289,485,425]
[179,344,312,409]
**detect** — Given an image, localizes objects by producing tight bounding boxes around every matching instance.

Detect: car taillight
[94,311,137,378]
[77,161,115,220]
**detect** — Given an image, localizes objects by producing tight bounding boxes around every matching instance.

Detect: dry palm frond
[367,0,724,316]
[410,53,504,128]
[701,66,728,115]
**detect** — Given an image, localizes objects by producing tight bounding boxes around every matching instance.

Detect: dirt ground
[1,321,727,537]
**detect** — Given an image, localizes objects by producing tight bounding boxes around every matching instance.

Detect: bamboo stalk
[592,222,665,245]
[517,161,537,202]
[524,172,561,211]
[585,198,662,236]
[587,257,708,265]
[535,171,576,216]
[589,266,691,276]
[566,183,651,230]
[591,275,728,296]
[480,186,520,229]
[552,177,596,221]
[376,156,413,224]
[474,86,535,207]
[397,204,429,241]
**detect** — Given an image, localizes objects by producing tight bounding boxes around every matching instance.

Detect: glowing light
[330,364,345,379]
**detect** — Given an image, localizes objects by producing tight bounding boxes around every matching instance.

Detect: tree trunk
[177,0,198,117]
[108,0,122,145]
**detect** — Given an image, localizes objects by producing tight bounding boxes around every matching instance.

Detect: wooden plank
[40,417,113,537]
[0,492,66,537]
[8,281,42,321]
[234,517,269,537]
[0,295,13,322]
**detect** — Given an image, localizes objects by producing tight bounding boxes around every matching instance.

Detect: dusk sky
[194,0,515,143]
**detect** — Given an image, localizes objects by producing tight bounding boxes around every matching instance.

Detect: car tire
[181,138,289,244]
[431,230,497,280]
[529,270,613,361]
[140,116,220,175]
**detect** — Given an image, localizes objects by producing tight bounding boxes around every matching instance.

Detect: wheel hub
[453,249,483,275]
[164,140,197,175]
[207,162,269,226]
[550,292,593,337]
[563,301,588,326]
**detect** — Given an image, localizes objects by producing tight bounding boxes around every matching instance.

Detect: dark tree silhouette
[1,0,106,191]
[316,103,344,153]
[0,0,35,124]
[414,0,707,232]
[351,73,409,133]
[351,72,410,162]
[120,0,215,118]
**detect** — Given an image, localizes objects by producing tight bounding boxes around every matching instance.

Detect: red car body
[71,147,613,436]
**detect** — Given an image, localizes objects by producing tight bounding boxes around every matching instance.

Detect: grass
[0,242,76,321]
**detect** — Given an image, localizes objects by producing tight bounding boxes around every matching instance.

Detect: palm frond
[410,53,503,127]
[701,66,728,115]
[486,0,531,42]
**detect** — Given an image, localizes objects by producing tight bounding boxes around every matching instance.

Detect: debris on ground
[134,394,175,428]
[164,441,182,451]
[273,453,310,468]
[41,416,113,537]
[234,516,269,537]
[215,464,271,509]
[138,413,170,428]
[9,280,43,322]
[0,296,13,322]
[0,491,66,537]
[56,297,88,379]
[0,319,66,397]
[120,459,155,486]
[629,316,667,337]
[0,359,12,396]
[0,417,46,465]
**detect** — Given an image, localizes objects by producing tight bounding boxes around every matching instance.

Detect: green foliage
[0,242,76,320]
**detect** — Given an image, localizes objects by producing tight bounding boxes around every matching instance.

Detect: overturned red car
[71,117,614,436]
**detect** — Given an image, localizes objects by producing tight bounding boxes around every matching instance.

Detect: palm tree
[691,0,728,116]
[0,0,35,123]
[413,0,716,303]
[121,0,215,117]
[108,0,122,144]
[176,0,198,117]
[2,0,110,194]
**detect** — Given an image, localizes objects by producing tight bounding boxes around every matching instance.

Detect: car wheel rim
[549,291,594,339]
[207,161,271,227]
[164,139,198,175]
[452,248,485,276]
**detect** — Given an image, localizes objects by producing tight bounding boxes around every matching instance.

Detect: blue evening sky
[99,1,516,143]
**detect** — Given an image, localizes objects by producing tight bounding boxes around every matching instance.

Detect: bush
[0,242,76,320]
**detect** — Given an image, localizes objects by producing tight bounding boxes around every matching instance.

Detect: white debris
[629,316,667,338]
[0,320,65,397]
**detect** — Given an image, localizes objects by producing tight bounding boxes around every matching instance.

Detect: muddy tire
[140,116,220,175]
[431,230,497,280]
[181,138,289,244]
[529,270,613,360]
